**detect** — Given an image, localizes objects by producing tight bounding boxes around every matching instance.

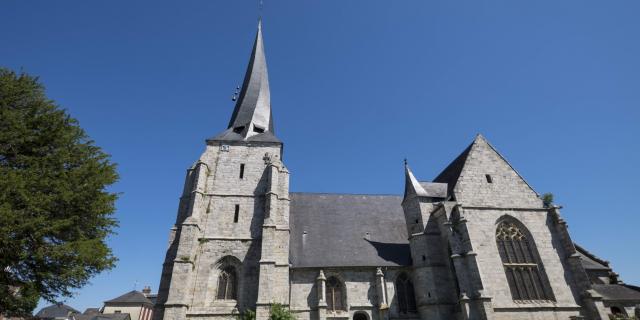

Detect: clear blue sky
[2,0,639,313]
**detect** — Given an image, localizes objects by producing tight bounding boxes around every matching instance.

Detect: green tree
[270,303,295,320]
[0,68,119,316]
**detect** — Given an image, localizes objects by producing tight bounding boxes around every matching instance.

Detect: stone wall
[452,135,542,208]
[289,267,420,320]
[463,207,583,318]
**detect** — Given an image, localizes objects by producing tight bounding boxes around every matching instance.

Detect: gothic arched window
[496,221,555,301]
[326,277,345,312]
[395,273,417,314]
[216,266,237,300]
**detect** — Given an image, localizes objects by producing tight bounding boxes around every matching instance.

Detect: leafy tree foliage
[236,304,295,320]
[236,309,256,320]
[270,303,295,320]
[0,68,119,316]
[542,192,554,208]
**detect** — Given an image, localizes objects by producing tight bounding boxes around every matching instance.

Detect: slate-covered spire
[211,20,280,143]
[404,160,428,200]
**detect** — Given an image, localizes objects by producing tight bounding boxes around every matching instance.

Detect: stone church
[153,22,640,320]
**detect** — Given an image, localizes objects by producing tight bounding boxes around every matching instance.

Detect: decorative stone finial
[376,267,384,276]
[317,269,326,281]
[263,152,272,164]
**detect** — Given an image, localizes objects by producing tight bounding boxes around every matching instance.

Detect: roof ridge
[290,191,402,197]
[574,243,610,267]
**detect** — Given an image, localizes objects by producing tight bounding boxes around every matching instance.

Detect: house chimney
[142,286,151,295]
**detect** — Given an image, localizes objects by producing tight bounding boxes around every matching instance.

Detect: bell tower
[154,21,290,320]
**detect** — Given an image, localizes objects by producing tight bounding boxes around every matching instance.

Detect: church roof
[433,140,473,197]
[209,20,279,143]
[104,290,153,306]
[575,243,611,271]
[592,284,640,302]
[289,193,411,268]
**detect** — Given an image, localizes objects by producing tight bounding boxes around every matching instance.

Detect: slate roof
[289,192,411,268]
[72,314,130,320]
[104,290,153,306]
[433,141,473,198]
[35,303,80,319]
[210,20,279,143]
[82,308,100,315]
[574,244,611,271]
[209,128,280,143]
[592,284,640,302]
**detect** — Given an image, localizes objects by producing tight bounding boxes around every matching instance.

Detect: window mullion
[527,267,542,300]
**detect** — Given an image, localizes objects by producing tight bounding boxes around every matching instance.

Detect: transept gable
[436,134,542,208]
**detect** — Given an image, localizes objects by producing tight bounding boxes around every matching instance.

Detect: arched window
[353,312,368,320]
[326,277,345,312]
[496,221,554,301]
[216,266,237,300]
[395,273,417,314]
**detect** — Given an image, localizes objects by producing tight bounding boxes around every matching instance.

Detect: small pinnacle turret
[404,161,428,200]
[210,20,280,143]
[403,161,448,201]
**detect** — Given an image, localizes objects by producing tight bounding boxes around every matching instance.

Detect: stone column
[375,268,389,320]
[459,293,471,320]
[317,270,327,320]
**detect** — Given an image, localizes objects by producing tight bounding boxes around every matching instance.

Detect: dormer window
[253,125,265,133]
[233,126,245,134]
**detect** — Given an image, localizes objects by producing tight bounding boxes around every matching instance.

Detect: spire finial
[404,158,408,167]
[258,0,264,21]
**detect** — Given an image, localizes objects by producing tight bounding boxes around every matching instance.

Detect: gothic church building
[154,22,640,320]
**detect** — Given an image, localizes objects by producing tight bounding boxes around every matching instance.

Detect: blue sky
[1,0,639,313]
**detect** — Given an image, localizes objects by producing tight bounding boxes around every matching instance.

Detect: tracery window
[496,221,554,301]
[395,273,417,314]
[326,277,345,312]
[216,266,237,300]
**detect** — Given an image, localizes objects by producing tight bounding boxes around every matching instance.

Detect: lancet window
[326,276,345,312]
[216,266,237,300]
[395,273,417,314]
